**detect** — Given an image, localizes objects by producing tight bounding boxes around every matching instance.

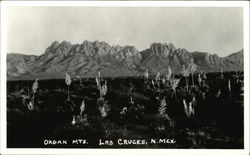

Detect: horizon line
[6,40,243,58]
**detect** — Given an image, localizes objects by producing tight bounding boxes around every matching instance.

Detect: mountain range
[7,40,243,80]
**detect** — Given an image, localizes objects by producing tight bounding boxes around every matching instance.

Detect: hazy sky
[6,7,243,57]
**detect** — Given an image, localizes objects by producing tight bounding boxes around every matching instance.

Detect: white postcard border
[1,1,249,155]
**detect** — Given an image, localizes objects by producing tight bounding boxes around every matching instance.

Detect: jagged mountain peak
[148,42,171,57]
[7,40,243,79]
[44,40,141,57]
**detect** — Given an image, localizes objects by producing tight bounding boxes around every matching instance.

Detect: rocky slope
[7,40,243,79]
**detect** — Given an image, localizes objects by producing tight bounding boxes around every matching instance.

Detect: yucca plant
[120,107,128,132]
[99,81,107,98]
[215,89,221,98]
[228,80,231,97]
[158,97,175,128]
[183,96,196,118]
[98,71,101,79]
[189,61,197,87]
[96,76,100,89]
[65,73,72,101]
[95,73,109,117]
[202,92,206,100]
[159,96,167,115]
[80,99,85,118]
[28,79,39,111]
[71,116,76,125]
[156,72,161,81]
[166,66,172,81]
[97,97,109,118]
[198,74,202,87]
[144,69,149,80]
[220,68,224,78]
[151,79,155,88]
[32,79,39,100]
[96,72,107,93]
[200,70,203,75]
[161,78,166,86]
[129,96,135,107]
[27,101,35,111]
[120,107,128,115]
[203,71,207,79]
[169,77,180,99]
[182,65,190,90]
[95,72,102,89]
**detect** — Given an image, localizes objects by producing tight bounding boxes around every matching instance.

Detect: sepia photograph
[0,1,249,155]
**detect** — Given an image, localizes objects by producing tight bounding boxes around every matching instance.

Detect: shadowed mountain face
[7,40,243,80]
